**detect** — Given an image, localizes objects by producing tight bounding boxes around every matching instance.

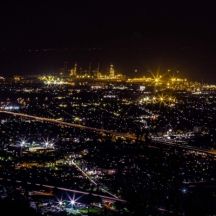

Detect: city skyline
[0,2,216,81]
[0,1,216,216]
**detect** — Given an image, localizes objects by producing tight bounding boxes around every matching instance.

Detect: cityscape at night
[0,67,216,215]
[0,1,216,216]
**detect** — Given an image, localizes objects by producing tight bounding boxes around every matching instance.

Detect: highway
[71,159,119,199]
[152,137,216,156]
[0,110,135,139]
[0,110,216,157]
[0,177,126,202]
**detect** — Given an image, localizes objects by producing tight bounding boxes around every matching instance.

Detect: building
[109,64,115,78]
[70,63,77,77]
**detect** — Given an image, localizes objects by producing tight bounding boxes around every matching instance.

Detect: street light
[45,142,49,147]
[20,140,26,147]
[71,199,75,206]
[181,188,187,194]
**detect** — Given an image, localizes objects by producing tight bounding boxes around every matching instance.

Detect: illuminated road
[152,137,216,156]
[0,110,216,156]
[0,177,126,202]
[71,159,119,199]
[0,110,135,139]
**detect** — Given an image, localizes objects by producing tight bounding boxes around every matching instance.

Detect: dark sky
[0,1,216,82]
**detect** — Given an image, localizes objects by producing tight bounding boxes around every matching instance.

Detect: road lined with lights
[152,137,216,156]
[0,110,135,139]
[1,110,216,156]
[71,159,119,199]
[0,177,126,202]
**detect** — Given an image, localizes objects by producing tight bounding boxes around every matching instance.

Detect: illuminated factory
[96,64,125,81]
[37,63,205,93]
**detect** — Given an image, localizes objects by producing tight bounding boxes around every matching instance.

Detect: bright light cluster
[39,76,67,85]
[139,95,176,106]
[0,105,20,111]
[18,138,55,149]
[57,193,80,208]
[127,73,201,92]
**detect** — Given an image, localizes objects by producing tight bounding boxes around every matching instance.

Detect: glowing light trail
[0,110,135,139]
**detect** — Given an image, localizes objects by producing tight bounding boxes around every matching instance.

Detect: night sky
[0,1,216,82]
